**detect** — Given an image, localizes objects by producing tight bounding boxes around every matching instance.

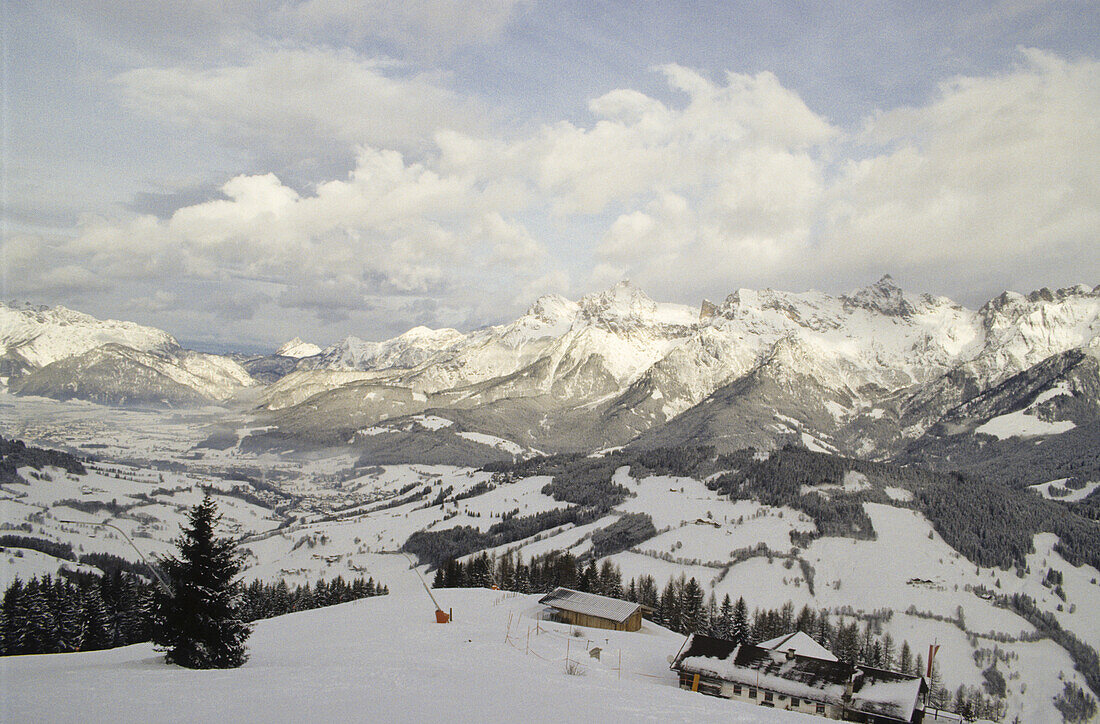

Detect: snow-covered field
[1,572,811,724]
[3,394,1099,722]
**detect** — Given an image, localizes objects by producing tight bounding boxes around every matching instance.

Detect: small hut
[538,587,643,632]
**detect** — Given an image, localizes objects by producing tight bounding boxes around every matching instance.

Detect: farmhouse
[537,587,643,632]
[671,633,927,723]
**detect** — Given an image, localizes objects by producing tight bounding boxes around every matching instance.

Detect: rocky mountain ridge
[4,280,1098,471]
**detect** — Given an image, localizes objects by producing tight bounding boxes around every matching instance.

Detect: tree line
[0,570,386,657]
[1,435,86,485]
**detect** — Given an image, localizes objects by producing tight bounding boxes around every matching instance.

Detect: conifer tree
[80,585,113,651]
[1,578,26,655]
[718,594,733,640]
[153,494,251,669]
[731,596,749,645]
[680,577,704,634]
[704,593,719,636]
[899,640,913,675]
[23,579,59,654]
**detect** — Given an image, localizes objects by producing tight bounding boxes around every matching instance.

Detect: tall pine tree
[153,495,251,668]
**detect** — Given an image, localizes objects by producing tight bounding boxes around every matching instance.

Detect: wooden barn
[538,587,643,632]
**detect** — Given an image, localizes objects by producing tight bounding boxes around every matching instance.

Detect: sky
[3,1,1099,352]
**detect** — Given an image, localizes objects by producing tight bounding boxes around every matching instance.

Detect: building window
[764,691,774,702]
[732,685,742,696]
[791,697,800,707]
[698,679,722,697]
[748,688,757,699]
[816,704,826,714]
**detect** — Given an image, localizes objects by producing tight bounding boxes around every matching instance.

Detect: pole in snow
[58,518,171,594]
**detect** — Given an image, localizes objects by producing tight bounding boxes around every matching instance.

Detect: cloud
[33,50,1100,344]
[116,48,484,155]
[62,145,559,326]
[589,50,1100,301]
[822,49,1100,289]
[527,64,836,215]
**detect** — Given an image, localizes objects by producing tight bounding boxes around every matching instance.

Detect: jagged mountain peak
[524,294,579,325]
[980,283,1098,317]
[842,274,914,317]
[578,280,659,321]
[395,325,463,342]
[309,326,464,372]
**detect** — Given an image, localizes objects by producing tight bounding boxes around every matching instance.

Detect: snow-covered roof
[671,634,926,722]
[849,667,925,722]
[537,587,641,623]
[757,631,839,662]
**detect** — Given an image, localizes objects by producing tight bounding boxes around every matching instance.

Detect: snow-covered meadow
[1,573,813,724]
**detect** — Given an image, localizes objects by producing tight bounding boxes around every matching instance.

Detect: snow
[0,548,102,589]
[0,301,176,368]
[883,486,914,502]
[242,280,1099,458]
[410,414,453,431]
[355,425,396,436]
[1029,478,1100,502]
[974,409,1076,439]
[799,432,835,454]
[757,631,838,662]
[680,650,848,705]
[456,431,525,456]
[800,471,870,498]
[0,581,808,723]
[275,337,321,358]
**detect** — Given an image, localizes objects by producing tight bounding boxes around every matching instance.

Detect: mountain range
[3,277,1098,477]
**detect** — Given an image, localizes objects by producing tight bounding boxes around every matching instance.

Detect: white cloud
[589,51,1100,301]
[27,50,1100,343]
[823,49,1100,287]
[116,48,483,155]
[62,145,559,324]
[526,64,836,215]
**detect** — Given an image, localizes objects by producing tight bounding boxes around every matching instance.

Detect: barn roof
[849,665,926,722]
[537,587,641,623]
[671,634,926,722]
[757,631,839,661]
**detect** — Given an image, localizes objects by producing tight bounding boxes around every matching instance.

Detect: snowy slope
[0,583,809,724]
[2,416,1094,724]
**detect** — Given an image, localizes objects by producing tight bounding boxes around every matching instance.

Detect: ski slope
[0,572,812,724]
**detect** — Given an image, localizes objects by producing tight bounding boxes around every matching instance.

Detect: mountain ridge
[4,279,1097,472]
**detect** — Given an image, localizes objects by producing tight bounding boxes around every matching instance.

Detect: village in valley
[3,410,1097,722]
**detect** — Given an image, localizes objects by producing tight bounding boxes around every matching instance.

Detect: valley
[3,278,1099,721]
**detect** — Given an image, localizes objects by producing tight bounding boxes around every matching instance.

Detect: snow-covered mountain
[248,278,1100,465]
[1,301,254,405]
[0,301,176,376]
[274,337,321,358]
[7,279,1098,460]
